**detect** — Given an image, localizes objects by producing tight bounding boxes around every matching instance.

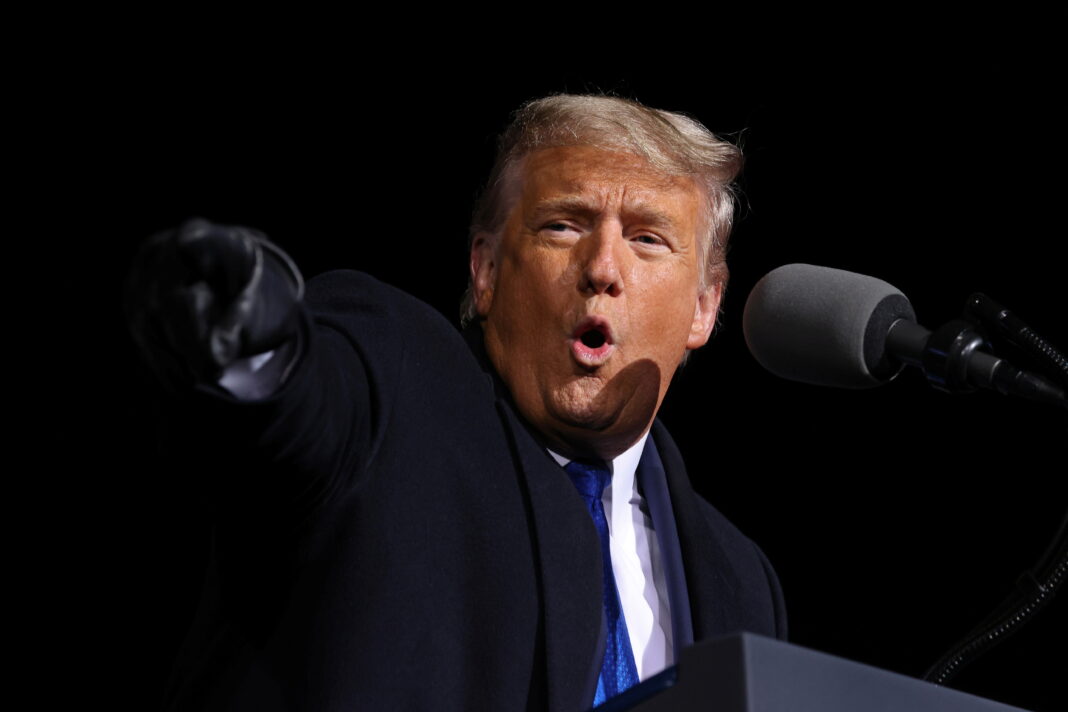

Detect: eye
[631,233,667,247]
[539,221,581,239]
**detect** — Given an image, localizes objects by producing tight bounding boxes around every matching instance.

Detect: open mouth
[571,318,614,366]
[579,329,607,349]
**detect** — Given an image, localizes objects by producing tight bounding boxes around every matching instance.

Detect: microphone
[742,264,915,389]
[742,264,1067,407]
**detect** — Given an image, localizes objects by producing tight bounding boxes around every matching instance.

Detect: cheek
[490,260,556,341]
[639,277,699,335]
[502,251,569,308]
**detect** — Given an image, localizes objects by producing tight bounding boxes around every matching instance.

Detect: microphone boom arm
[886,319,1067,408]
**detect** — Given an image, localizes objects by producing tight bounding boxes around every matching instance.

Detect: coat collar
[465,322,603,712]
[637,432,694,656]
[649,420,751,643]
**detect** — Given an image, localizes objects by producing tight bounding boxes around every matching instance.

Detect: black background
[66,13,1067,711]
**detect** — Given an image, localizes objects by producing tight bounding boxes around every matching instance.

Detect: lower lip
[570,339,614,367]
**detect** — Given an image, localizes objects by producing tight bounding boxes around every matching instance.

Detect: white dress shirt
[548,434,674,680]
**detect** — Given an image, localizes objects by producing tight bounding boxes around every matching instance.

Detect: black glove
[125,218,304,392]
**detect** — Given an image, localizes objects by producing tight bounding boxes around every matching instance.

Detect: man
[129,94,786,711]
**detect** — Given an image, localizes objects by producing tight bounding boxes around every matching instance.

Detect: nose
[579,222,624,297]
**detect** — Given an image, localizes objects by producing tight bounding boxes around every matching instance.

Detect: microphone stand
[965,293,1068,391]
[915,294,1068,685]
[923,509,1067,685]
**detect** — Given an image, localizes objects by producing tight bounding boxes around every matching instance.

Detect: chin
[546,380,626,433]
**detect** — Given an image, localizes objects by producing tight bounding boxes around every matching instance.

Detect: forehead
[511,146,704,225]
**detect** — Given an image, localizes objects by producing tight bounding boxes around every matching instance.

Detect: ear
[686,283,721,350]
[469,232,498,317]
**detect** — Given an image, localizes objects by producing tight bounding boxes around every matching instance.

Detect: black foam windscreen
[743,264,918,389]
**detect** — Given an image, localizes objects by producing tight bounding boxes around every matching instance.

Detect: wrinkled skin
[471,146,720,459]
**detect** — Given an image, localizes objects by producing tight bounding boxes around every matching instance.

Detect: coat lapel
[464,323,602,711]
[637,434,695,656]
[650,420,749,643]
[496,402,604,712]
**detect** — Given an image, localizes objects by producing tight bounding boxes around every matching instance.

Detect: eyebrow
[529,196,682,230]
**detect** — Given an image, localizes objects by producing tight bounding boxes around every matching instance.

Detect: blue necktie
[565,460,640,706]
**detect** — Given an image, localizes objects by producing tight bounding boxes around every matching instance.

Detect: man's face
[471,145,721,459]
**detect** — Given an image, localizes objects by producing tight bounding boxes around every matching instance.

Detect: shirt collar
[547,431,650,502]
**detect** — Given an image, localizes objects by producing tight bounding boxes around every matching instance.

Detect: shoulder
[306,270,461,339]
[301,269,484,381]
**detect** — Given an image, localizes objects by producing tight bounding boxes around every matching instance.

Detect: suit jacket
[164,270,786,712]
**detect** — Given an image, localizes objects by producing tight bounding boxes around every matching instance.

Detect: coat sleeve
[163,269,458,526]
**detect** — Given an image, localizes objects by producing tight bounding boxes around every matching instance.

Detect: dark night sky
[60,14,1067,711]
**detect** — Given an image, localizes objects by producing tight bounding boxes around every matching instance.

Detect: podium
[599,633,1027,712]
